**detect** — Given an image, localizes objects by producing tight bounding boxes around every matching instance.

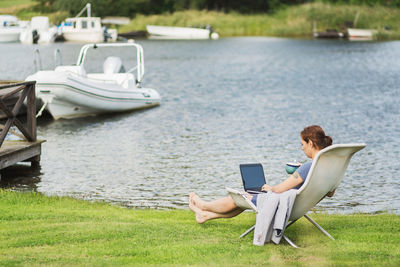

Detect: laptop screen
[240,163,266,191]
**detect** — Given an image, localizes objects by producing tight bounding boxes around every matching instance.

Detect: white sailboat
[26,43,161,119]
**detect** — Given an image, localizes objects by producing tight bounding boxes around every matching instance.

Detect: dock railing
[0,81,37,147]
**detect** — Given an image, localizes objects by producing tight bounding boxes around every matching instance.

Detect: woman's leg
[189,192,239,214]
[189,200,244,224]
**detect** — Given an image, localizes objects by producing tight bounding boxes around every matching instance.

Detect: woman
[189,125,333,224]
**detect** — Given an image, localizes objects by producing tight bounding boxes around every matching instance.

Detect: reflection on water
[0,38,399,214]
[0,164,42,191]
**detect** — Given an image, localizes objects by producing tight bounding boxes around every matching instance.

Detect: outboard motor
[32,30,39,44]
[103,56,124,74]
[103,26,110,42]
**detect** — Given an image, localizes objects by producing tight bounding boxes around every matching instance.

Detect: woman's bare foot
[189,196,198,213]
[189,200,210,224]
[189,192,205,210]
[194,211,211,224]
[189,192,196,206]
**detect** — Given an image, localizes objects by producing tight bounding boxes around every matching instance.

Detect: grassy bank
[0,0,34,15]
[120,3,400,39]
[2,1,400,39]
[0,189,399,266]
[0,0,68,26]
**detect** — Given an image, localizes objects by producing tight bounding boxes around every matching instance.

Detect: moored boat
[0,15,23,43]
[313,29,345,39]
[146,25,219,40]
[59,3,117,43]
[25,43,161,119]
[19,16,58,44]
[347,28,374,40]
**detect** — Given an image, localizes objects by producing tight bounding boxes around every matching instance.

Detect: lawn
[0,189,399,266]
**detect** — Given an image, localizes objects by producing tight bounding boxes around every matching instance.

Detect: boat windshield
[82,46,138,74]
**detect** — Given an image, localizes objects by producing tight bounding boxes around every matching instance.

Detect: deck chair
[234,143,366,248]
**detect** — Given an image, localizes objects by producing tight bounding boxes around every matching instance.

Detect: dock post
[30,155,40,169]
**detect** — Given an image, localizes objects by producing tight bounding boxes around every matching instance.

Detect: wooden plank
[0,98,13,118]
[0,116,14,147]
[27,83,37,141]
[0,93,23,119]
[14,119,34,141]
[0,140,44,156]
[0,145,41,169]
[0,80,23,85]
[0,140,44,169]
[0,81,27,119]
[11,85,30,117]
[0,81,35,90]
[0,85,25,100]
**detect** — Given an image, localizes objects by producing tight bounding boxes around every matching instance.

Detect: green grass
[0,189,399,266]
[0,0,67,23]
[0,0,33,12]
[0,0,32,8]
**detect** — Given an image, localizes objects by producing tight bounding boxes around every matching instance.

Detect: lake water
[0,37,399,214]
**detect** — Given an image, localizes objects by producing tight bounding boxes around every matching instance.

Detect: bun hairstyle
[301,125,332,150]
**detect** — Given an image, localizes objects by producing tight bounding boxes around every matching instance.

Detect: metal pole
[239,225,255,238]
[304,214,335,240]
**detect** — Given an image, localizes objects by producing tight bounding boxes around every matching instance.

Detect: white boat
[0,15,22,42]
[59,3,116,43]
[25,43,161,119]
[102,16,129,42]
[347,28,374,40]
[19,16,58,44]
[146,25,219,40]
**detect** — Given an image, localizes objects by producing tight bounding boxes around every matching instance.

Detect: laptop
[239,163,267,194]
[225,163,267,211]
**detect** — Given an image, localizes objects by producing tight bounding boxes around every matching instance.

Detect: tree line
[34,0,400,17]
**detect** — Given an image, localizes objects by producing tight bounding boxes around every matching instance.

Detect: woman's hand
[261,184,272,192]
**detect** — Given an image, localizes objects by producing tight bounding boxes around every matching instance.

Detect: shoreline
[118,3,400,40]
[3,2,400,40]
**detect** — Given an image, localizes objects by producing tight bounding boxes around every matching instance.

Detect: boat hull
[19,16,58,44]
[347,28,373,40]
[0,28,21,42]
[62,30,104,43]
[26,71,161,119]
[20,28,58,44]
[61,16,107,43]
[146,25,211,40]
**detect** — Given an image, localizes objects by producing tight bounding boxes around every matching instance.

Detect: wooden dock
[0,81,44,178]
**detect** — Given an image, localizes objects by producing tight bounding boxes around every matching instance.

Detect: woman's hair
[301,125,332,150]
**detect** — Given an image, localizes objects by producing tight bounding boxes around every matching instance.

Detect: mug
[285,162,301,174]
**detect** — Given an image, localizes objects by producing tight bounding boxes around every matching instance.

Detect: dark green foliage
[31,0,298,16]
[32,0,400,17]
[31,0,57,12]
